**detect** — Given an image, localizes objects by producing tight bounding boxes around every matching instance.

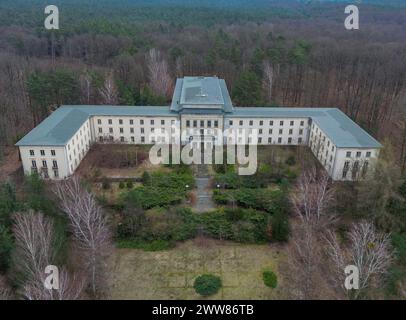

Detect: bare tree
[147,48,172,98]
[262,60,274,103]
[291,167,336,228]
[12,211,85,300]
[55,177,112,296]
[325,221,394,299]
[80,72,92,104]
[99,72,118,105]
[0,275,13,300]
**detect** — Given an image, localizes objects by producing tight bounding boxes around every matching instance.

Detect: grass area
[108,239,283,300]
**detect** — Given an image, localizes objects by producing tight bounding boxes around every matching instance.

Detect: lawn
[107,238,284,300]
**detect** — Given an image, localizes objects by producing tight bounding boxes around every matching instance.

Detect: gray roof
[227,107,381,148]
[170,76,234,113]
[15,105,177,146]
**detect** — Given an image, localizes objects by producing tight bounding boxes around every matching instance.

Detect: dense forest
[1,1,405,167]
[1,0,406,300]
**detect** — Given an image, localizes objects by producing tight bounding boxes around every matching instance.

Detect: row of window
[31,167,59,178]
[186,120,219,128]
[29,149,56,156]
[346,151,372,158]
[31,159,58,169]
[98,118,176,126]
[230,119,306,127]
[342,160,369,179]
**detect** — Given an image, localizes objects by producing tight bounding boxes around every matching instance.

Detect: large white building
[16,76,381,181]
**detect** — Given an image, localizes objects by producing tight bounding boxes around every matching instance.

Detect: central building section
[171,76,234,147]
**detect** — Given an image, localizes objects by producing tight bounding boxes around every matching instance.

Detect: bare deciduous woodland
[1,0,406,300]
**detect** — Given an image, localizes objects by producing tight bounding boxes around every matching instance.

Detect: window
[280,121,284,126]
[40,150,45,156]
[288,137,292,144]
[141,128,144,134]
[130,128,134,133]
[97,119,101,125]
[193,120,197,128]
[300,121,304,126]
[239,120,243,126]
[229,120,233,125]
[366,151,371,157]
[299,129,303,135]
[150,119,154,125]
[298,137,302,144]
[362,161,369,178]
[98,128,102,133]
[200,120,204,127]
[259,129,263,134]
[269,129,273,134]
[356,152,361,158]
[42,160,47,168]
[161,120,165,125]
[52,160,58,168]
[352,161,360,179]
[259,120,263,126]
[120,137,124,142]
[290,121,294,126]
[214,120,219,128]
[53,170,59,178]
[342,161,350,178]
[29,150,34,156]
[161,128,165,134]
[289,129,293,135]
[140,119,144,125]
[130,119,133,125]
[32,160,37,168]
[279,129,283,134]
[346,151,351,157]
[151,128,155,133]
[108,119,112,125]
[109,128,113,133]
[207,120,212,127]
[186,120,190,127]
[141,137,145,143]
[120,128,124,133]
[278,137,282,143]
[269,120,273,126]
[131,136,135,143]
[258,137,262,143]
[268,137,272,143]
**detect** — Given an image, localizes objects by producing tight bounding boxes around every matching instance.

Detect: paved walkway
[193,164,215,213]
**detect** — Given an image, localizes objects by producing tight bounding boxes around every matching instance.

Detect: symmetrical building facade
[16,76,381,181]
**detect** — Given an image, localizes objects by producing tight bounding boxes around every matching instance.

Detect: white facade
[16,76,381,181]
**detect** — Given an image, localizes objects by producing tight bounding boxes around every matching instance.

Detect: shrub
[194,274,222,296]
[392,233,406,264]
[270,210,290,242]
[285,155,296,166]
[126,180,134,189]
[119,181,125,189]
[102,177,110,190]
[263,268,277,288]
[142,171,151,185]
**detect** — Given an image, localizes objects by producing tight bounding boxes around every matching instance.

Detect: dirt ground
[0,147,22,183]
[107,238,284,300]
[76,144,166,179]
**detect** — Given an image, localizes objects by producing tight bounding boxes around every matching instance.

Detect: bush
[285,155,296,166]
[194,274,222,296]
[142,171,151,185]
[392,233,406,264]
[116,239,173,251]
[263,268,277,288]
[270,210,290,242]
[119,181,125,189]
[102,177,110,190]
[126,180,134,189]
